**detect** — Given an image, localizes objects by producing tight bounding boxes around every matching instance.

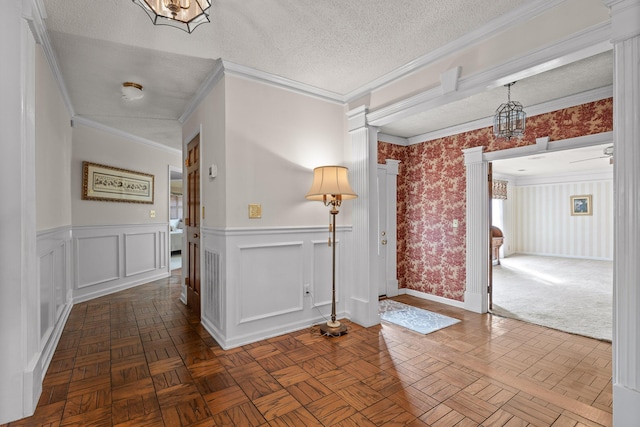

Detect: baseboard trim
[73,271,169,304]
[202,315,338,350]
[404,288,465,309]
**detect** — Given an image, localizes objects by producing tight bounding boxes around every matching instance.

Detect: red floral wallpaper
[378,98,613,301]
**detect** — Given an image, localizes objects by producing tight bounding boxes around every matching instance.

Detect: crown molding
[368,21,612,130]
[405,86,613,145]
[345,0,567,102]
[71,116,181,155]
[179,59,225,124]
[513,168,612,186]
[25,0,75,118]
[378,133,409,146]
[222,60,345,104]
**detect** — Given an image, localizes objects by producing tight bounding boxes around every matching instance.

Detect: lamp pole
[320,197,347,336]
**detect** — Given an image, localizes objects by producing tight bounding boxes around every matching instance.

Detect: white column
[603,1,640,424]
[346,106,379,327]
[463,146,489,313]
[0,2,38,424]
[384,159,400,298]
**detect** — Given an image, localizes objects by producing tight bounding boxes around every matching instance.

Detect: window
[170,194,183,219]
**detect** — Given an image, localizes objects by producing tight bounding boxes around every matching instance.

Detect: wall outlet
[304,284,310,296]
[149,210,156,218]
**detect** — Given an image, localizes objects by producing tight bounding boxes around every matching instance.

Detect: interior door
[186,134,201,319]
[377,166,388,297]
[488,162,493,311]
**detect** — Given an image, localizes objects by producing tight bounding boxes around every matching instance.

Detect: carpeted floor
[492,254,612,341]
[170,252,182,271]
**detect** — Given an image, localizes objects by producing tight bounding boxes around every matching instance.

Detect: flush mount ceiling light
[122,82,144,101]
[132,0,211,33]
[494,82,526,141]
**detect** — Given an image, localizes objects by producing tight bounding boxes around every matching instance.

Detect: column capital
[384,159,400,175]
[603,0,640,42]
[347,105,368,133]
[462,146,485,165]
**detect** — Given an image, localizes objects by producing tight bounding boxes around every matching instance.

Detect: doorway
[377,161,400,298]
[168,166,183,271]
[488,142,614,340]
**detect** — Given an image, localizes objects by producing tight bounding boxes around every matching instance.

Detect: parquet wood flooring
[3,270,612,426]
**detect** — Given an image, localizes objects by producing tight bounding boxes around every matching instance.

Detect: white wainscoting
[73,224,169,302]
[31,226,73,411]
[200,226,349,349]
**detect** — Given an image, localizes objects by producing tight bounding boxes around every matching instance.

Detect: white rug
[492,255,612,341]
[379,299,460,334]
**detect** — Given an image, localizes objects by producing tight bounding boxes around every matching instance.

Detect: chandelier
[132,0,212,33]
[493,82,526,140]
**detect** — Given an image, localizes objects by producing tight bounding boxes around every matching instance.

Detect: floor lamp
[306,165,357,336]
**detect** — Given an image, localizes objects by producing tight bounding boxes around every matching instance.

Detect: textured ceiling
[40,0,613,175]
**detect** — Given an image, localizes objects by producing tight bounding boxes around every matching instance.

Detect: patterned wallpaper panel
[378,98,613,302]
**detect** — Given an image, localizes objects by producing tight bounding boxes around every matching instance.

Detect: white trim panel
[200,226,352,349]
[72,224,169,302]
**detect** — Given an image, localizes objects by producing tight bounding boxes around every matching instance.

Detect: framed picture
[570,195,592,216]
[82,161,154,204]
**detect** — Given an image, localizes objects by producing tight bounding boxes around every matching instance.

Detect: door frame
[465,132,613,313]
[377,160,400,298]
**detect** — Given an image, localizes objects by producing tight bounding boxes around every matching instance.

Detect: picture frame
[570,195,592,216]
[82,161,154,204]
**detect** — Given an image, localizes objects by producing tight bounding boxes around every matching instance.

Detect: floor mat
[379,299,460,334]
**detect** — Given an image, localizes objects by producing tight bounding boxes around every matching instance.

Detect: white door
[377,165,388,296]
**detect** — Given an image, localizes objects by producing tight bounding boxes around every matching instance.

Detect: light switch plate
[248,204,262,219]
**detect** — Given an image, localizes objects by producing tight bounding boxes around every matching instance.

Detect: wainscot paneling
[73,224,170,302]
[32,226,73,413]
[200,226,350,349]
[124,232,157,277]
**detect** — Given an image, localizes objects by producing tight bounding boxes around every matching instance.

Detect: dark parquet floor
[3,269,612,426]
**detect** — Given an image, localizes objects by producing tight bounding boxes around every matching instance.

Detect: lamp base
[319,320,348,337]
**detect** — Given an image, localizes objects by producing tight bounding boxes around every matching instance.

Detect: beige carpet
[491,254,612,341]
[170,252,182,271]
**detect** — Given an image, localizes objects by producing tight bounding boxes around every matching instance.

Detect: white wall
[33,40,74,422]
[185,74,354,348]
[36,46,72,231]
[224,75,348,228]
[509,179,613,260]
[183,75,227,228]
[71,124,181,226]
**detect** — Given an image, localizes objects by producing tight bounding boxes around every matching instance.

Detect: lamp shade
[305,166,357,201]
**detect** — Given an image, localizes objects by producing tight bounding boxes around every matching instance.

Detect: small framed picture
[570,195,592,216]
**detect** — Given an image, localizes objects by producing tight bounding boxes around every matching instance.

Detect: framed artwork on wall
[82,161,154,204]
[570,195,592,216]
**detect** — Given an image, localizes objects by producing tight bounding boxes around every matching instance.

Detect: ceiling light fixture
[494,82,526,140]
[122,82,144,101]
[132,0,211,33]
